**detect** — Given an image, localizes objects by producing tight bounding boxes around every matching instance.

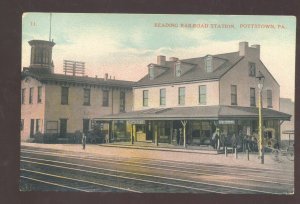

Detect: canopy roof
[95,105,291,121]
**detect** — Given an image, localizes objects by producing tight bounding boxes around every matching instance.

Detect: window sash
[267,90,272,107]
[83,89,91,105]
[175,63,181,77]
[61,87,69,105]
[249,63,256,77]
[29,88,34,104]
[103,90,109,106]
[199,85,206,104]
[21,88,25,104]
[37,86,42,103]
[35,119,40,132]
[231,85,237,105]
[250,88,256,106]
[120,91,126,111]
[160,89,166,105]
[178,87,185,105]
[205,56,213,72]
[143,90,148,106]
[149,67,154,79]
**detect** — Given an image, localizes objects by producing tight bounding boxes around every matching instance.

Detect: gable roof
[21,68,134,88]
[135,52,244,87]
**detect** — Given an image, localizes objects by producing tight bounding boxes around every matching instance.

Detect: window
[199,85,207,105]
[205,55,213,72]
[20,119,24,131]
[21,88,25,104]
[29,87,34,104]
[59,119,67,138]
[267,90,272,108]
[35,119,40,133]
[160,88,166,106]
[83,89,91,105]
[37,86,42,103]
[178,87,185,105]
[120,91,126,112]
[250,88,256,106]
[102,90,109,106]
[83,119,90,134]
[30,119,34,138]
[249,62,256,77]
[231,85,237,105]
[149,66,154,80]
[175,62,181,77]
[143,90,148,107]
[61,87,69,105]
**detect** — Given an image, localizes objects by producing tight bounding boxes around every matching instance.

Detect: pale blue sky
[22,13,296,100]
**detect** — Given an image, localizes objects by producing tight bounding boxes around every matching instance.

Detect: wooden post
[225,146,227,157]
[155,125,158,146]
[246,149,249,161]
[131,124,134,145]
[181,120,187,148]
[235,147,238,159]
[107,122,110,143]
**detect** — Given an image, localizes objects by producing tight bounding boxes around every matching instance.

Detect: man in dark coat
[82,132,87,150]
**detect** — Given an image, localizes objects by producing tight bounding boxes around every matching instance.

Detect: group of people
[210,128,240,150]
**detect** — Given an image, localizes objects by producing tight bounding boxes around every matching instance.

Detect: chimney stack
[239,42,249,56]
[157,55,166,66]
[251,44,260,59]
[239,42,260,59]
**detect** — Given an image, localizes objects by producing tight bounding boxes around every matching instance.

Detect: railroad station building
[21,40,134,142]
[97,42,290,148]
[21,39,291,148]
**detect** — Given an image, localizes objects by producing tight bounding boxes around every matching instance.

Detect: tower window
[175,62,181,77]
[149,65,154,80]
[205,55,213,72]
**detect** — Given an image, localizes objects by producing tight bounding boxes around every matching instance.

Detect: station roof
[135,52,244,87]
[95,105,291,121]
[21,68,135,88]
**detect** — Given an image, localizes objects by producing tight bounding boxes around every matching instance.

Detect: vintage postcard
[20,13,295,194]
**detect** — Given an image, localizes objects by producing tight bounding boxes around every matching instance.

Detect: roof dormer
[175,61,181,77]
[205,55,213,72]
[148,63,168,80]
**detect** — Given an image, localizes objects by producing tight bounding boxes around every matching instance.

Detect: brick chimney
[239,42,260,59]
[157,55,166,66]
[239,42,249,56]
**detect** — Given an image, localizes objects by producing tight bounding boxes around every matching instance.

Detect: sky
[22,13,296,101]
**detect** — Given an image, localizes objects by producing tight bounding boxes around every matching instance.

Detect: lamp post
[256,71,265,164]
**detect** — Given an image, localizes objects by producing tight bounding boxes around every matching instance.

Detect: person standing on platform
[82,132,87,150]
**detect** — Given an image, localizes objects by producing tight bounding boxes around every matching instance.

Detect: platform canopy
[95,105,291,121]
